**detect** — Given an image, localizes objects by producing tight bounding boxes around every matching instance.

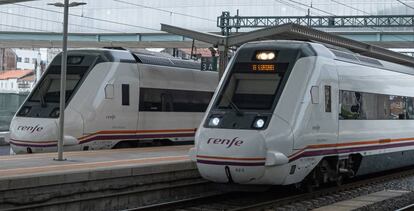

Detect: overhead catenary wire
[0,23,55,32]
[329,0,412,42]
[0,10,125,33]
[113,0,216,22]
[274,0,324,16]
[285,0,412,42]
[396,0,414,10]
[13,3,162,32]
[287,0,336,15]
[330,0,368,15]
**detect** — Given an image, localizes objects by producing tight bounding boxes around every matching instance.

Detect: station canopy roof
[161,23,414,68]
[0,0,34,5]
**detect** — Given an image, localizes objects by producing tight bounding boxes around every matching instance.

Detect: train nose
[195,130,268,184]
[9,118,58,153]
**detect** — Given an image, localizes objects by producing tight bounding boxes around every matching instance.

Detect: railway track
[129,166,414,211]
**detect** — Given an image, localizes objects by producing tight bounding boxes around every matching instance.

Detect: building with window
[0,70,34,94]
[0,49,16,71]
[14,49,39,70]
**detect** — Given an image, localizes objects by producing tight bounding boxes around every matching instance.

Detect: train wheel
[335,174,344,187]
[302,170,320,192]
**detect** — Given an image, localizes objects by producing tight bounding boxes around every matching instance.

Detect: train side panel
[275,56,339,185]
[138,64,217,141]
[337,61,414,175]
[74,62,139,149]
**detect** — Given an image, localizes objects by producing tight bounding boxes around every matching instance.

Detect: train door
[83,63,139,150]
[295,62,339,150]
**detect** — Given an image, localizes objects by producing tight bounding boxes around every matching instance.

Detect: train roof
[61,48,202,70]
[243,40,414,76]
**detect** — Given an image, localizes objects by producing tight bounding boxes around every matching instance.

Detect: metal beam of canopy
[230,23,414,67]
[161,23,414,76]
[0,0,34,5]
[161,24,228,77]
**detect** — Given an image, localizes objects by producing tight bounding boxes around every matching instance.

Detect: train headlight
[256,51,276,61]
[252,117,267,129]
[208,117,221,127]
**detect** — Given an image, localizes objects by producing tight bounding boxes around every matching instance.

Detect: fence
[0,93,28,131]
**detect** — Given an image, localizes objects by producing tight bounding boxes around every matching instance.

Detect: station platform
[0,145,209,211]
[0,145,191,179]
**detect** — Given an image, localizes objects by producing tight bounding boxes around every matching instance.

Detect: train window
[389,95,406,119]
[339,91,362,119]
[325,86,331,112]
[29,74,81,104]
[139,88,213,112]
[217,73,280,110]
[406,97,414,119]
[161,93,173,111]
[122,84,130,106]
[339,90,414,120]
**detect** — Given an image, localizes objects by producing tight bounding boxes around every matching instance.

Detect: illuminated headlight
[208,117,221,127]
[252,117,267,129]
[256,51,276,61]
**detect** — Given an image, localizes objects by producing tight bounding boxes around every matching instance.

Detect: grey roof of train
[66,48,201,70]
[133,53,201,69]
[311,42,414,76]
[248,40,414,76]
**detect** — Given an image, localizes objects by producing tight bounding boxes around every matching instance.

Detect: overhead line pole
[56,0,69,161]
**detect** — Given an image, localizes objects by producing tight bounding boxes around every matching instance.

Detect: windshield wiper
[223,94,243,116]
[40,94,47,107]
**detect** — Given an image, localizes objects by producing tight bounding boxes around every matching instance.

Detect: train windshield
[215,63,289,111]
[17,54,101,118]
[28,72,84,104]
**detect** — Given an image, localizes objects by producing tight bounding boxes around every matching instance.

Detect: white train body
[193,40,414,186]
[9,49,217,154]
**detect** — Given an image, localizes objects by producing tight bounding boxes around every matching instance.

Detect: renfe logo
[207,137,244,148]
[17,124,43,133]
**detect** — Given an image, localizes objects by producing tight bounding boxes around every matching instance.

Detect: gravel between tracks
[271,175,414,211]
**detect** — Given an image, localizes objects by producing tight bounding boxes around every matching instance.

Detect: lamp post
[48,0,86,161]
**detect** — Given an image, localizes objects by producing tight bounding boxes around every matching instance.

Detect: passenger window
[161,93,173,111]
[339,90,412,120]
[389,95,405,119]
[324,85,331,112]
[122,84,130,106]
[407,97,414,119]
[139,88,213,112]
[339,91,362,119]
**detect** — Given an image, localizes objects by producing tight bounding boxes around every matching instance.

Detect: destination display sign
[233,62,288,73]
[252,64,275,72]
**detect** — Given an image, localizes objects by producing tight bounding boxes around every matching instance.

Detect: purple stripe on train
[289,140,414,162]
[197,159,266,166]
[10,133,195,148]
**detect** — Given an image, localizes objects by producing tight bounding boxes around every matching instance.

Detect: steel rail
[139,166,414,211]
[229,167,414,211]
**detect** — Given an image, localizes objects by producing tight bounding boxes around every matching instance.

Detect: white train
[192,40,414,188]
[9,49,217,154]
